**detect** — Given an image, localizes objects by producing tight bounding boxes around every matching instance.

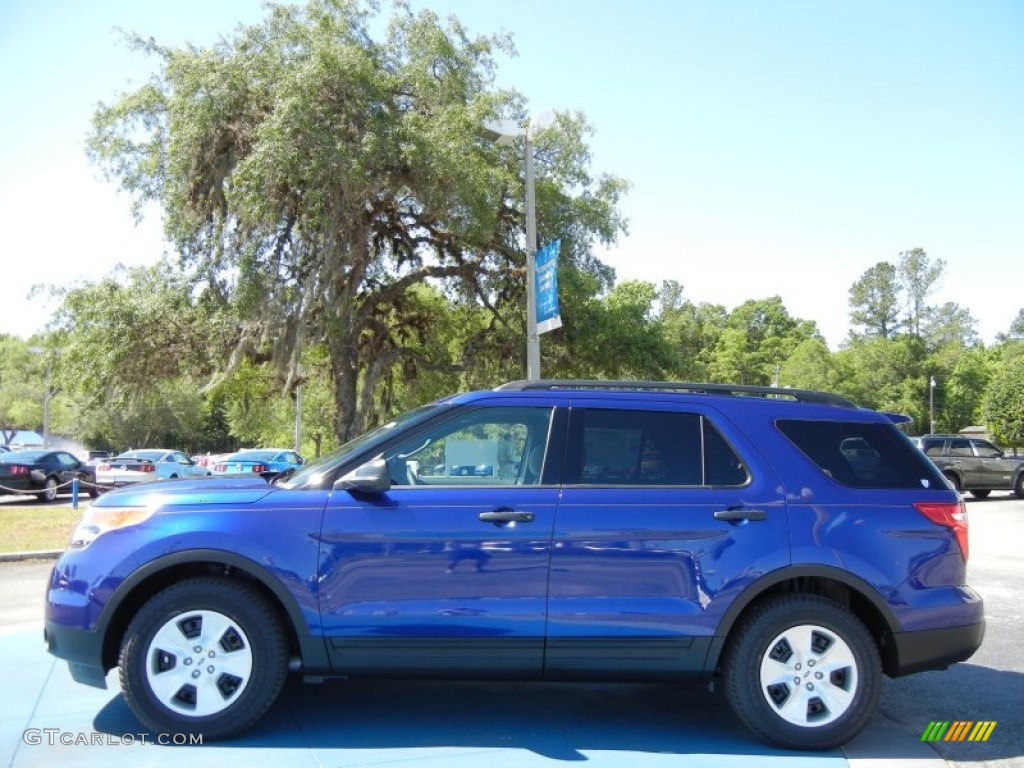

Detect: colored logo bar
[922,721,997,742]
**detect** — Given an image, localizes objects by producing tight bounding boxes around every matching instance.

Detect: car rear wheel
[119,577,288,740]
[1015,474,1024,499]
[970,489,991,499]
[944,472,962,492]
[36,477,58,503]
[723,595,881,750]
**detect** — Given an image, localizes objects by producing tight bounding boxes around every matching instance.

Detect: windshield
[277,403,442,489]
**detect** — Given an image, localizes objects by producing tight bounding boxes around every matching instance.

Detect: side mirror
[336,459,391,494]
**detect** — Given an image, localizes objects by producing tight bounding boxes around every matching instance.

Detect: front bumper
[43,621,108,689]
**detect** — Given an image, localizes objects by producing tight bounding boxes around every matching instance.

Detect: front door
[318,404,560,677]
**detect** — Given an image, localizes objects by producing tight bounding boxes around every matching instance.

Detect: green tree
[0,336,46,440]
[707,297,818,385]
[837,335,926,421]
[848,262,900,339]
[984,356,1024,450]
[656,281,727,381]
[87,0,627,441]
[778,338,845,394]
[897,248,944,338]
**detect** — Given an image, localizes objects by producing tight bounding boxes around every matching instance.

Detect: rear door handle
[714,506,767,523]
[479,509,535,525]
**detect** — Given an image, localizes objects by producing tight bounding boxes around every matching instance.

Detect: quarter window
[778,420,947,489]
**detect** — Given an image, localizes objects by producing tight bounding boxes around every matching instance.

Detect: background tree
[0,336,46,440]
[848,262,900,339]
[984,356,1024,450]
[87,0,628,442]
[897,248,944,338]
[706,297,818,385]
[656,280,727,381]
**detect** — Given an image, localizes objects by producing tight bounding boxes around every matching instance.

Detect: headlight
[69,506,157,549]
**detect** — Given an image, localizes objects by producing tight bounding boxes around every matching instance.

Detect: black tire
[944,472,962,492]
[970,489,991,499]
[36,476,58,503]
[722,594,881,751]
[1014,473,1024,499]
[119,577,288,740]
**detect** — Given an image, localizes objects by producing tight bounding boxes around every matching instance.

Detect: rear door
[547,400,788,678]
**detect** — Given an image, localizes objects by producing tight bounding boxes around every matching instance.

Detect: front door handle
[714,506,767,523]
[479,509,535,525]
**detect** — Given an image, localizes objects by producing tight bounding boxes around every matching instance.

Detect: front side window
[382,406,554,487]
[973,440,1002,459]
[565,408,748,487]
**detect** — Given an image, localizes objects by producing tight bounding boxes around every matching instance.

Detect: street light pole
[481,110,555,381]
[929,376,936,434]
[523,131,540,379]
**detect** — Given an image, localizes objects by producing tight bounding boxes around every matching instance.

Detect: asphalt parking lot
[2,493,1021,767]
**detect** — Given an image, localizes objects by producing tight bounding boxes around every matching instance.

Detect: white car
[95,449,210,489]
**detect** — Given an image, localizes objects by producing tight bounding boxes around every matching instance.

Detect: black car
[0,450,99,502]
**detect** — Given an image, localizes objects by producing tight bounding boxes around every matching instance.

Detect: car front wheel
[723,595,881,750]
[119,577,288,740]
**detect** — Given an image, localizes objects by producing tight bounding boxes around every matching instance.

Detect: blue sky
[1,0,1021,349]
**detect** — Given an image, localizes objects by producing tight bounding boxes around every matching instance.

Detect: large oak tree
[87,0,627,441]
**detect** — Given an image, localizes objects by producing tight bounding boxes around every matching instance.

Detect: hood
[93,475,278,508]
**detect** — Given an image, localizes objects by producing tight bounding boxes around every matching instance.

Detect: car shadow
[94,678,836,759]
[878,662,1024,763]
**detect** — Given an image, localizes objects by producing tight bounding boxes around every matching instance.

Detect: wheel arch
[941,469,964,490]
[95,549,327,675]
[705,565,902,677]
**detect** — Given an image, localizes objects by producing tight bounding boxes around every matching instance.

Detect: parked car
[916,434,1024,498]
[192,452,231,469]
[0,449,99,501]
[448,463,494,476]
[210,448,304,482]
[95,449,210,489]
[44,380,983,750]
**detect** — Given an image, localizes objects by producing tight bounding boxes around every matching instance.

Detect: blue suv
[44,380,984,750]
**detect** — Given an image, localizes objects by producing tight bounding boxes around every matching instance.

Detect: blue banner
[534,239,562,334]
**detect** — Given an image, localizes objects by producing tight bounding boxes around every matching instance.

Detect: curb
[0,550,62,563]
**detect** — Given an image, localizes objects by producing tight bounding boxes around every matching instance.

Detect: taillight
[140,464,155,473]
[10,465,29,476]
[214,463,225,472]
[253,464,268,473]
[915,500,969,561]
[97,463,110,471]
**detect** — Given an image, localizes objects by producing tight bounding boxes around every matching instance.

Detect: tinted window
[949,439,972,457]
[777,420,947,489]
[566,408,748,487]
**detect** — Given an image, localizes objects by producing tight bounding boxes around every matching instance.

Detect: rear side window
[777,420,947,489]
[565,408,748,487]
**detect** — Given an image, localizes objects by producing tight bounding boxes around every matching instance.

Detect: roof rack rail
[495,379,856,407]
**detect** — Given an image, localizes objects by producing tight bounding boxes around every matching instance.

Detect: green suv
[919,434,1024,498]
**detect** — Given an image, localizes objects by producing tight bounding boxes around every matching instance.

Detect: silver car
[95,449,210,489]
